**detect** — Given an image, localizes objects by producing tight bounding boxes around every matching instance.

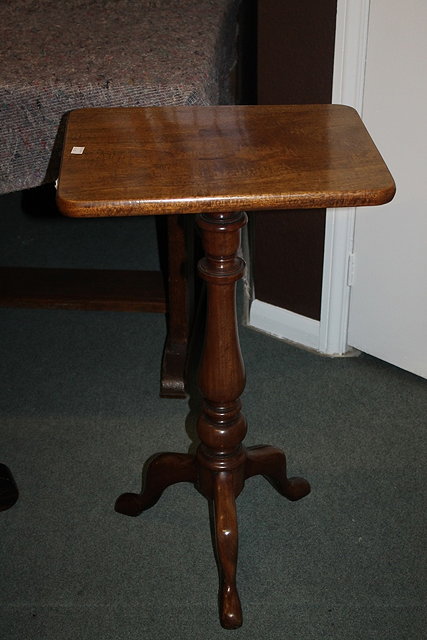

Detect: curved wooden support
[160,215,194,399]
[115,452,196,516]
[212,472,242,629]
[245,445,310,501]
[115,211,309,628]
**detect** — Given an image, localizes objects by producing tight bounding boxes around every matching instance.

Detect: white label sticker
[71,146,85,155]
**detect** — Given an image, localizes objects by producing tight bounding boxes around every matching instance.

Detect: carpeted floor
[1,189,426,639]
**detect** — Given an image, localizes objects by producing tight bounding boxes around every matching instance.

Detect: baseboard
[247,298,320,351]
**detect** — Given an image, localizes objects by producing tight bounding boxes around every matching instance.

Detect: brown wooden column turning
[115,210,310,628]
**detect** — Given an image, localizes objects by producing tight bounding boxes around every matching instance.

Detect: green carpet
[1,189,426,639]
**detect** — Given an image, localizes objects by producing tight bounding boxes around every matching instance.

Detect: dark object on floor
[0,464,18,512]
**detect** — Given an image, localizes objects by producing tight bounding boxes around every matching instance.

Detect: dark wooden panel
[257,0,337,105]
[236,0,258,105]
[253,0,337,320]
[252,209,326,319]
[0,267,166,312]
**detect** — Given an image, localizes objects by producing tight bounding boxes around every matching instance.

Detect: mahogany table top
[56,104,395,218]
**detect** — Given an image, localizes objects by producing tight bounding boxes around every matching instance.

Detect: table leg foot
[245,445,310,501]
[159,340,188,398]
[115,452,196,516]
[212,471,243,629]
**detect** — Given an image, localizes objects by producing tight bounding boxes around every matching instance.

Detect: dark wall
[252,0,337,320]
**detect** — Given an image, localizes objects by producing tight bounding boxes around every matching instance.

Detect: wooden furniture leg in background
[0,464,19,511]
[0,209,194,398]
[160,215,194,398]
[115,211,310,628]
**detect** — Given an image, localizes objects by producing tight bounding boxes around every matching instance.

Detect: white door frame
[249,0,371,356]
[319,0,371,355]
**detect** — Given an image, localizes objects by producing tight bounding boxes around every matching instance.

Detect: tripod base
[115,444,310,629]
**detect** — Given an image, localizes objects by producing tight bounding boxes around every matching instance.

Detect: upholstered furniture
[1,0,240,193]
[0,0,241,395]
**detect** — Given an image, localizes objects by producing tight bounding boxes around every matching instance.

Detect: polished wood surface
[57,105,395,218]
[57,105,395,628]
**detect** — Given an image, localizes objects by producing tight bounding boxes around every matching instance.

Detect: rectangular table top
[56,105,395,217]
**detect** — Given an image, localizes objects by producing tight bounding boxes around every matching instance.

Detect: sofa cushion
[0,0,240,193]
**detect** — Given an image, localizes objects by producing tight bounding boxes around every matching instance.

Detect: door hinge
[347,252,356,287]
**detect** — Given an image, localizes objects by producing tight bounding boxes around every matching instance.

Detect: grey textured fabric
[0,0,240,194]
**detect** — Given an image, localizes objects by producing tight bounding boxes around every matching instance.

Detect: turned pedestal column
[115,209,310,627]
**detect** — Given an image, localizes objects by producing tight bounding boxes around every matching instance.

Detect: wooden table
[56,105,395,628]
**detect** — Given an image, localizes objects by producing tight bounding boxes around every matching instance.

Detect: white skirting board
[247,299,320,352]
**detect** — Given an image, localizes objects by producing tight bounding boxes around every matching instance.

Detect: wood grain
[56,105,395,218]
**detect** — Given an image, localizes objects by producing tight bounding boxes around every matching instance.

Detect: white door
[346,0,427,379]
